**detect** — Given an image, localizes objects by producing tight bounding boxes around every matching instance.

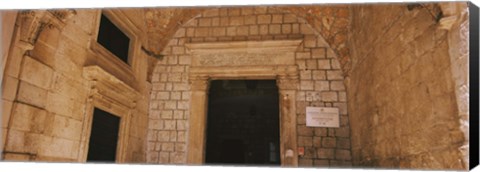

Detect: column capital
[189,74,210,91]
[276,74,298,90]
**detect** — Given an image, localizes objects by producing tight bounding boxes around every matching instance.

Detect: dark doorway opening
[205,80,281,166]
[87,108,121,163]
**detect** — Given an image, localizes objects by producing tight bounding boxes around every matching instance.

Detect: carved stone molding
[185,39,300,166]
[83,66,141,109]
[185,40,302,67]
[17,9,77,46]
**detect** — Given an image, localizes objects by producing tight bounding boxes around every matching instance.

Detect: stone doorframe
[184,40,302,167]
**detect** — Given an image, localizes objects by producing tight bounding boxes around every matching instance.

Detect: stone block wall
[2,9,150,162]
[347,3,467,169]
[148,6,352,167]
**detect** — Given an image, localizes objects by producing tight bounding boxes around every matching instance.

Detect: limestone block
[161,110,173,119]
[312,70,326,80]
[315,128,328,136]
[20,56,54,89]
[296,52,311,59]
[45,92,83,120]
[269,24,281,34]
[164,120,176,130]
[243,15,256,25]
[280,24,291,34]
[298,136,313,147]
[177,101,189,110]
[147,131,157,141]
[210,27,225,37]
[162,143,174,152]
[48,115,83,141]
[330,81,346,91]
[317,59,331,70]
[229,16,244,26]
[17,81,47,108]
[157,92,170,100]
[186,28,195,37]
[169,92,181,100]
[312,48,326,59]
[157,152,168,163]
[317,148,334,159]
[257,15,271,24]
[175,143,186,152]
[177,131,186,142]
[315,81,330,91]
[173,83,189,91]
[164,101,177,110]
[258,25,268,35]
[2,76,19,101]
[146,151,159,163]
[157,131,170,142]
[198,18,212,27]
[327,70,343,80]
[195,28,210,37]
[149,119,164,130]
[173,110,184,119]
[306,59,317,70]
[176,120,186,130]
[237,26,249,36]
[170,152,185,164]
[271,14,282,24]
[300,81,314,91]
[300,70,312,80]
[322,137,336,148]
[283,14,297,23]
[298,125,314,136]
[321,91,338,102]
[37,136,76,159]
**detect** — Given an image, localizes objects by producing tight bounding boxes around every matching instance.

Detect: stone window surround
[184,40,302,167]
[87,9,144,90]
[78,66,141,163]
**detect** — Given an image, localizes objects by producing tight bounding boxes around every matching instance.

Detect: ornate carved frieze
[185,40,302,67]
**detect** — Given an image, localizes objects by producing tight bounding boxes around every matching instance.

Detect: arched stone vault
[144,5,351,77]
[147,7,352,166]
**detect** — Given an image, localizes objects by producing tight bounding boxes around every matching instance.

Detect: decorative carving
[17,9,77,46]
[277,74,299,90]
[196,52,290,66]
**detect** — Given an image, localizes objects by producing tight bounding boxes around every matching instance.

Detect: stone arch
[147,7,352,167]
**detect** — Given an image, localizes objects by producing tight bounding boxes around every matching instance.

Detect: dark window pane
[97,14,130,64]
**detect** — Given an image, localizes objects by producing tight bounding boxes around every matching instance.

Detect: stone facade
[147,7,351,167]
[347,3,468,169]
[0,2,470,171]
[1,9,151,162]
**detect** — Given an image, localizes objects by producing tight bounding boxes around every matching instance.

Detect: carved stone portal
[185,40,301,167]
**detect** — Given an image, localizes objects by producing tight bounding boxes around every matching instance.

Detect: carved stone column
[277,74,298,167]
[186,75,210,164]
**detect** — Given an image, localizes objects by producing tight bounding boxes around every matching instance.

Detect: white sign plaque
[306,107,340,128]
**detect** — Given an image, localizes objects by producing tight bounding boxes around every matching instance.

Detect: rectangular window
[97,14,130,64]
